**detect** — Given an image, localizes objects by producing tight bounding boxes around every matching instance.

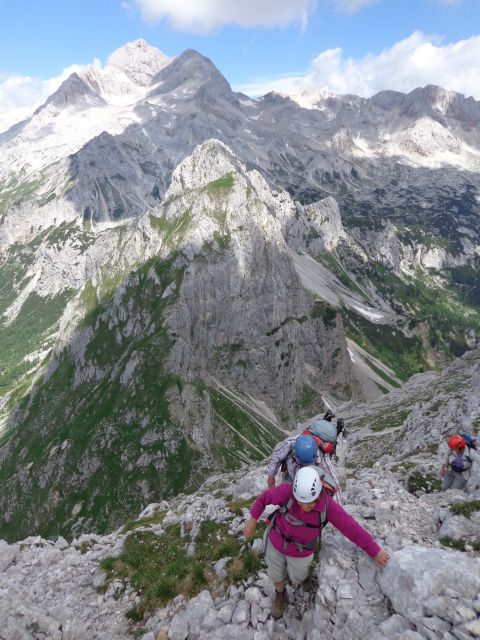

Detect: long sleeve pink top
[251,483,381,559]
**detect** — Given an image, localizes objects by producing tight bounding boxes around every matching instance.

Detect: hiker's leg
[265,543,288,618]
[286,553,315,585]
[265,539,287,586]
[450,473,467,491]
[442,471,454,491]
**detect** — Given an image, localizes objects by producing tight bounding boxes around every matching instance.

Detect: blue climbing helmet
[294,434,317,464]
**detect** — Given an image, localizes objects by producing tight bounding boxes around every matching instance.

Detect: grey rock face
[379,546,480,623]
[0,539,17,571]
[438,508,480,541]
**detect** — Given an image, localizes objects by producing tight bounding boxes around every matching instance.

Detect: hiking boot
[272,589,286,619]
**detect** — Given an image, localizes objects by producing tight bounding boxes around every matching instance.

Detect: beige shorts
[264,533,314,583]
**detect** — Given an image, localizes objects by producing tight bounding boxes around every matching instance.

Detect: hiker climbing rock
[336,417,346,440]
[267,434,318,488]
[267,418,343,493]
[244,466,389,619]
[440,434,480,491]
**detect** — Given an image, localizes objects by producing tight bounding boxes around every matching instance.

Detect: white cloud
[330,0,380,14]
[235,32,480,99]
[0,63,92,133]
[130,0,317,32]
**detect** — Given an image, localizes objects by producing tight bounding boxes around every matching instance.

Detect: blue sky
[1,0,479,125]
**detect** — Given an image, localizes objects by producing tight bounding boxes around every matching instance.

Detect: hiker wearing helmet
[440,434,480,491]
[267,416,343,490]
[266,431,338,492]
[244,466,389,619]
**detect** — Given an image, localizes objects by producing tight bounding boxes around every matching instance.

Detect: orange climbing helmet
[448,435,467,451]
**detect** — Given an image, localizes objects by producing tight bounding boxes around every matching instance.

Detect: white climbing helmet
[293,466,322,503]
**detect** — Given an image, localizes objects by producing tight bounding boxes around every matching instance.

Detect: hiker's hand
[243,518,257,537]
[374,550,390,567]
[440,465,446,479]
[267,475,276,488]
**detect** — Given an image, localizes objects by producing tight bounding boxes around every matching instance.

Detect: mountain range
[0,39,479,541]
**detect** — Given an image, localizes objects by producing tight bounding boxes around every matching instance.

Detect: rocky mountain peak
[164,138,247,197]
[150,48,232,97]
[288,86,336,110]
[34,72,105,114]
[370,89,405,110]
[105,39,171,86]
[400,84,460,123]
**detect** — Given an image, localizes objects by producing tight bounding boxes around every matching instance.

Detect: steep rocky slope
[0,140,356,542]
[1,348,479,640]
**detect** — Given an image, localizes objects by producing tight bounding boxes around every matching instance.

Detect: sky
[1,0,480,130]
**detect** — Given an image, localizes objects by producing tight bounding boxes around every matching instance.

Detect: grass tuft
[99,518,263,622]
[449,500,480,519]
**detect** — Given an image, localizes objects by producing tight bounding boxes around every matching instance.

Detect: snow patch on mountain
[379,117,480,169]
[0,41,173,180]
[284,87,337,113]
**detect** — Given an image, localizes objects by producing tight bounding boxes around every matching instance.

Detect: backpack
[461,433,476,462]
[308,419,337,443]
[264,497,329,555]
[450,452,471,473]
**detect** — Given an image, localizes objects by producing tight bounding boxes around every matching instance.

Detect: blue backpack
[461,433,476,462]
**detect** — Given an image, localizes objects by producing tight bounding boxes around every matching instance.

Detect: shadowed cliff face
[0,141,352,542]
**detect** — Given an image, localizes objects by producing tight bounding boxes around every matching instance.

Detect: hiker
[328,418,346,462]
[244,466,390,619]
[267,432,337,489]
[440,434,480,491]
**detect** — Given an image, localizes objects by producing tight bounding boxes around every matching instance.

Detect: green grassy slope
[0,251,284,542]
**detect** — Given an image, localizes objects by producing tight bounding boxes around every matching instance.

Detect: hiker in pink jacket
[243,466,389,618]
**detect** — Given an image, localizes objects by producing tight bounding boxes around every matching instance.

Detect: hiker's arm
[249,484,291,522]
[266,439,291,480]
[243,517,257,537]
[327,498,382,559]
[440,449,449,477]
